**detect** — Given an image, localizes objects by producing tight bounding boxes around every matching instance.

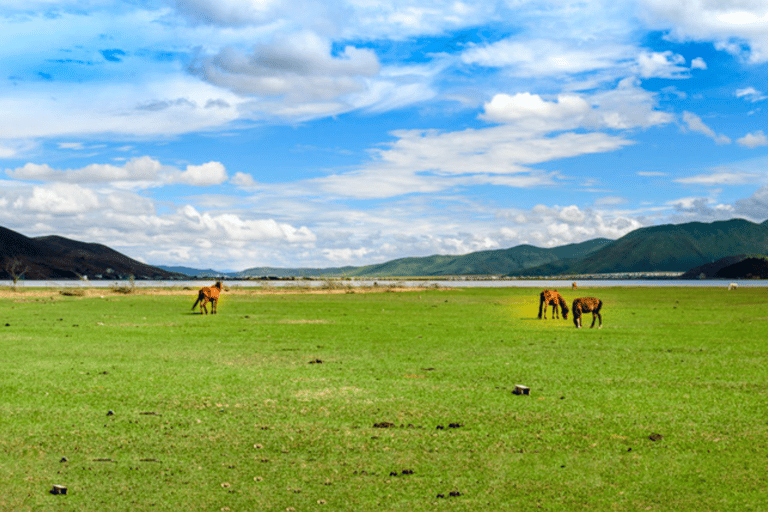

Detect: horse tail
[596,299,603,312]
[192,291,203,310]
[538,292,545,319]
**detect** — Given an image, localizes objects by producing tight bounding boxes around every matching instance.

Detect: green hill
[234,239,613,278]
[515,218,768,276]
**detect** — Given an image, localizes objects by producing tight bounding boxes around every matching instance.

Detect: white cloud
[690,57,707,70]
[636,51,688,78]
[173,162,229,186]
[682,111,732,144]
[736,87,768,102]
[6,157,231,187]
[735,186,768,219]
[6,157,164,184]
[638,0,768,63]
[461,37,635,77]
[309,125,633,199]
[18,183,100,214]
[172,0,280,26]
[481,93,590,128]
[190,31,380,105]
[482,78,673,132]
[181,205,316,243]
[737,130,768,148]
[171,0,495,39]
[559,205,586,223]
[675,171,760,185]
[230,172,260,189]
[0,80,242,140]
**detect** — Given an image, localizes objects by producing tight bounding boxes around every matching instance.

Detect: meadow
[0,284,766,511]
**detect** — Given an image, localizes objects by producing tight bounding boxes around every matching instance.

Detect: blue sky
[1,1,768,271]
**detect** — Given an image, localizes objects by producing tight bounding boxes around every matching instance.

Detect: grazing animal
[192,281,222,315]
[728,283,738,290]
[572,297,603,328]
[571,282,578,290]
[538,289,569,320]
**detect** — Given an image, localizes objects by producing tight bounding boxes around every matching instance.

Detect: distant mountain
[236,265,361,278]
[157,266,238,278]
[0,227,185,280]
[233,238,613,278]
[5,217,768,281]
[515,219,768,276]
[347,238,613,277]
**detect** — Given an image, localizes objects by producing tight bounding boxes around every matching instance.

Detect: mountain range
[2,218,768,280]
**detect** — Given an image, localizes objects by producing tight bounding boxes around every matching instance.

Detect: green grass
[1,286,767,511]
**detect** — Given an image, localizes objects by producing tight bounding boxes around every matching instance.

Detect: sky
[1,1,768,272]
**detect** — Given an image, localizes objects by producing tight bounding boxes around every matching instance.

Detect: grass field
[1,285,766,511]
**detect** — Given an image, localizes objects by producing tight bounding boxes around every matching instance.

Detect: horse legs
[211,298,217,314]
[590,311,602,328]
[574,310,582,328]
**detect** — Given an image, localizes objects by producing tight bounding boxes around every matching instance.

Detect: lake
[2,279,766,288]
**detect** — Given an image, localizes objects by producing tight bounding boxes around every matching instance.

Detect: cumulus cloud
[734,186,768,219]
[17,183,100,214]
[190,31,379,101]
[690,57,707,70]
[559,205,586,223]
[181,205,316,243]
[173,162,229,186]
[230,172,260,189]
[482,78,673,132]
[737,131,768,148]
[636,51,689,78]
[481,93,590,129]
[6,157,163,184]
[6,157,229,187]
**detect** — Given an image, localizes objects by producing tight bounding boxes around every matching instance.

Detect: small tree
[5,259,29,289]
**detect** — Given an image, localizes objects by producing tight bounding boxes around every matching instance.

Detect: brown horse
[538,289,569,320]
[572,297,603,328]
[192,281,222,314]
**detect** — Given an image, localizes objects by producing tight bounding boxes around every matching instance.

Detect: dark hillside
[680,255,749,279]
[714,257,768,279]
[0,227,184,280]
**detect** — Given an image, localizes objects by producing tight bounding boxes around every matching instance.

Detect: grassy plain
[0,284,766,511]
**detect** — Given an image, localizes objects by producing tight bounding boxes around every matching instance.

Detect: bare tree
[5,258,29,288]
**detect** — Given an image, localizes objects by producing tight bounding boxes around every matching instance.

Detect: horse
[572,297,603,328]
[538,289,569,320]
[192,281,222,314]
